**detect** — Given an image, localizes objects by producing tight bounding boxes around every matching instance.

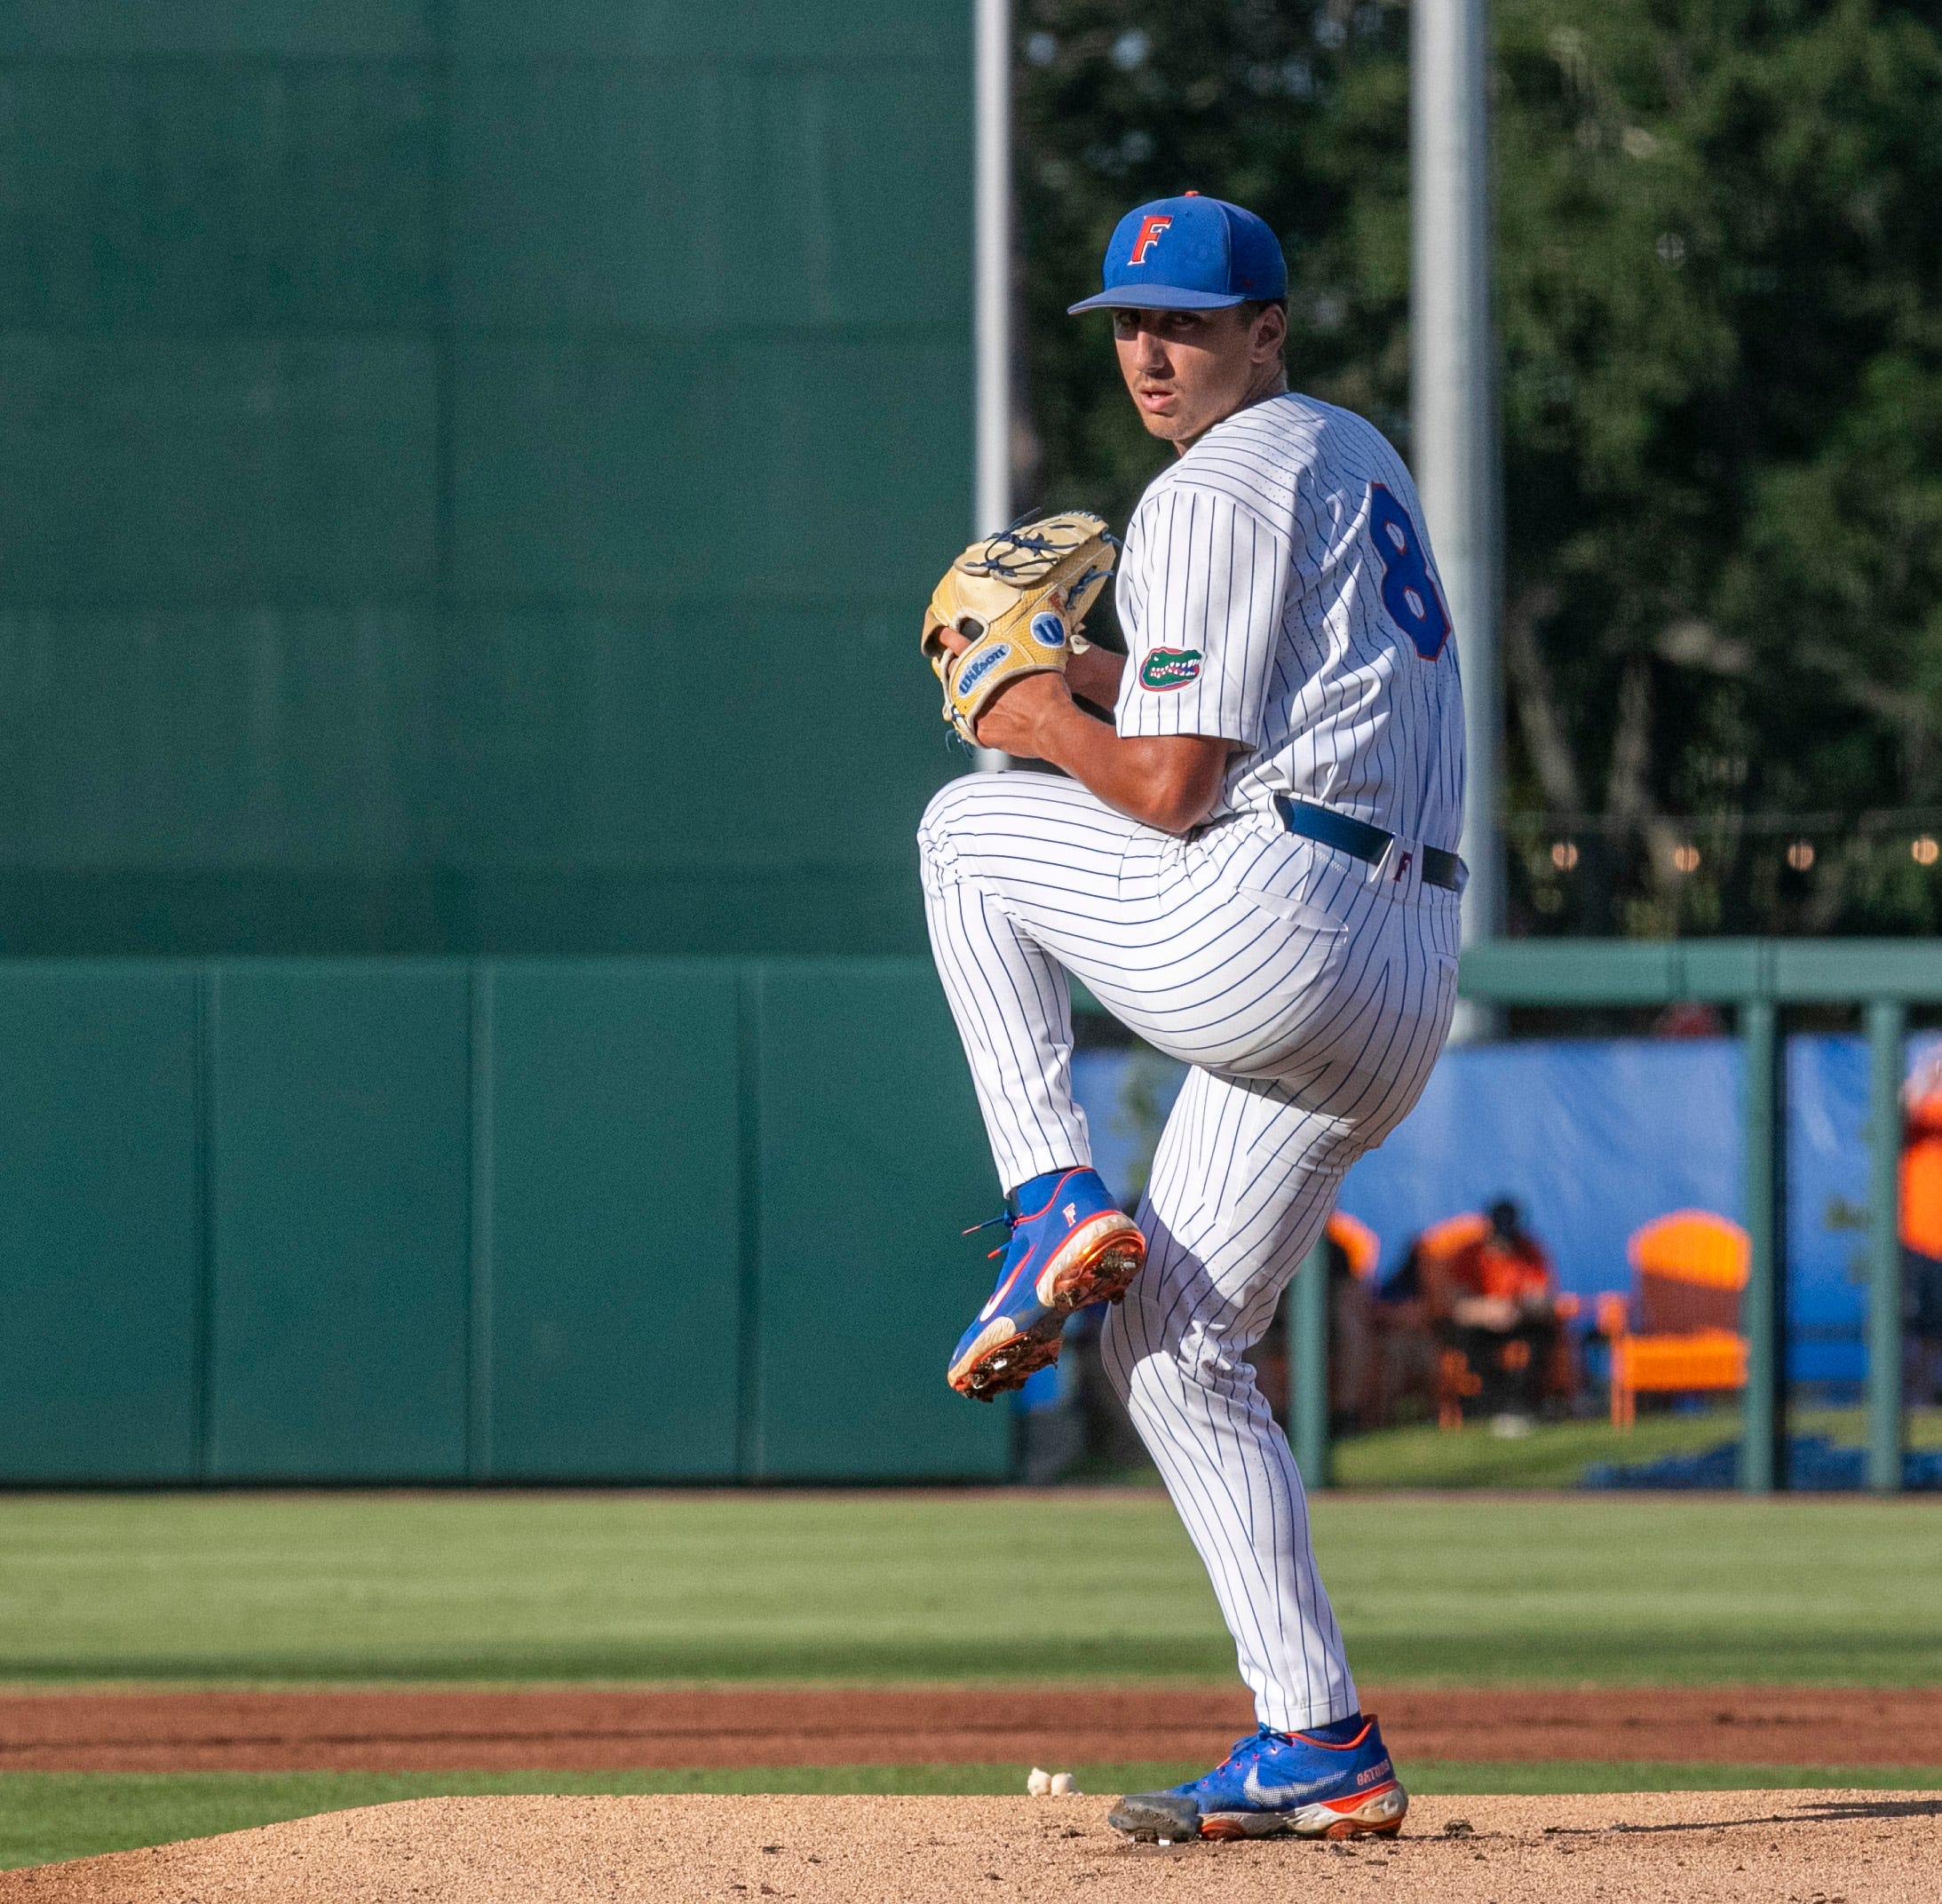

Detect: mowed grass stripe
[0,1493,1938,1685]
[4,1764,1940,1871]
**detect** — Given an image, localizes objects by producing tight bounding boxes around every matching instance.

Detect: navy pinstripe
[916,391,1464,1734]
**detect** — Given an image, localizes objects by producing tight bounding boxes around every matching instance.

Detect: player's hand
[932,625,1069,758]
[967,671,1073,757]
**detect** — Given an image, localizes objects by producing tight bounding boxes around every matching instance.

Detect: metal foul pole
[1412,0,1502,1037]
[972,0,1012,772]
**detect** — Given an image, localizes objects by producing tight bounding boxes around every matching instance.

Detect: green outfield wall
[0,957,1007,1484]
[0,3,971,958]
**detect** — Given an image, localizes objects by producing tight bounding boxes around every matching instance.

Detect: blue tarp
[1070,1032,1942,1388]
[1582,1435,1942,1490]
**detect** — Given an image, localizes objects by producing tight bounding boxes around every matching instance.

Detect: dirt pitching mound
[2,1790,1935,1903]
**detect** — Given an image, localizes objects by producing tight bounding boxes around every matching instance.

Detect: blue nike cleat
[946,1166,1145,1401]
[1107,1716,1408,1842]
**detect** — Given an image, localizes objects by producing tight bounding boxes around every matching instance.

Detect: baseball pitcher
[916,194,1464,1843]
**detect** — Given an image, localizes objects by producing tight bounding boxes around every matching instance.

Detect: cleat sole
[1106,1795,1200,1844]
[1115,1781,1408,1844]
[1035,1212,1146,1312]
[947,1316,1064,1400]
[1312,1779,1406,1834]
[1197,1813,1281,1842]
[1298,1781,1409,1839]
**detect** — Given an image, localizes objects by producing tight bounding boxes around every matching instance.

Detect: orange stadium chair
[1603,1210,1750,1430]
[1329,1210,1382,1282]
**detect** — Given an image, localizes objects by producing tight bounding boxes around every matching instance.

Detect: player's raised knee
[917,772,998,853]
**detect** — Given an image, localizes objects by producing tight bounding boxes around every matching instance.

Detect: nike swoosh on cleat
[978,1246,1036,1323]
[1241,1769,1333,1808]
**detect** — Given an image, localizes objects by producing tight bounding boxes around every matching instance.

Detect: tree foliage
[1018,0,1942,934]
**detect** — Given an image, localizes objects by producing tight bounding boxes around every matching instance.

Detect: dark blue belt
[1272,795,1463,892]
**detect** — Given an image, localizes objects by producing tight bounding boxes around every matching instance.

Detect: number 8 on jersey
[1367,483,1451,662]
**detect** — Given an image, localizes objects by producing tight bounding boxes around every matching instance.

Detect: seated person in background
[1901,1061,1942,1408]
[1441,1198,1552,1320]
[1423,1199,1565,1427]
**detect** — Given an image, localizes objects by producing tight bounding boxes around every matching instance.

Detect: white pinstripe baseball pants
[918,769,1460,1732]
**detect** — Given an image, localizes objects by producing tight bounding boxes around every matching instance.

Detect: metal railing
[1287,940,1942,1495]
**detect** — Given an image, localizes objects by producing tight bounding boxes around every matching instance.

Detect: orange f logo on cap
[1129,215,1172,266]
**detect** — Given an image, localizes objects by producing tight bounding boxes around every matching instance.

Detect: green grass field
[1,1489,1937,1868]
[2,1489,1938,1686]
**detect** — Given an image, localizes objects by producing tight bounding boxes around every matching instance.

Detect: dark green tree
[1018,0,1942,935]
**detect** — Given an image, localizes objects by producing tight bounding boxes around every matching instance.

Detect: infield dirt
[2,1686,1938,1771]
[0,1790,1933,1902]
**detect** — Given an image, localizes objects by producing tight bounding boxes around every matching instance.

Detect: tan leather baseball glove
[920,512,1118,744]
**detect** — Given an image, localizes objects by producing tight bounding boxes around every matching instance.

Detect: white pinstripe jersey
[1112,391,1466,853]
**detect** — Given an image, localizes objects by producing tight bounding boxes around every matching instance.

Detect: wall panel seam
[193,966,217,1480]
[467,961,495,1480]
[734,967,764,1481]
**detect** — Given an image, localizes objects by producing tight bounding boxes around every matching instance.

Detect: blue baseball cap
[1067,193,1288,313]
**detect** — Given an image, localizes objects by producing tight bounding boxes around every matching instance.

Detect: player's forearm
[1031,701,1226,836]
[1066,646,1125,709]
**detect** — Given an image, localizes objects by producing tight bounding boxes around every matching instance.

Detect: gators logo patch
[1138,647,1202,691]
[1029,611,1066,649]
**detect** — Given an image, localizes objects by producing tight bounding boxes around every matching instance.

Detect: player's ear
[1251,300,1288,361]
